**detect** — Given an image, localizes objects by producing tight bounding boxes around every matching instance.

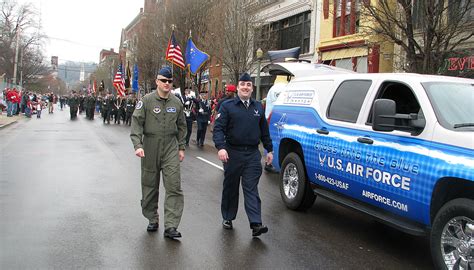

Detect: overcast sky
[26,0,144,64]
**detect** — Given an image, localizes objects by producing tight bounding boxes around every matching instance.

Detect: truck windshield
[423,82,474,130]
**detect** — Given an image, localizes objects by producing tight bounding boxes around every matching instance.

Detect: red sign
[447,56,474,71]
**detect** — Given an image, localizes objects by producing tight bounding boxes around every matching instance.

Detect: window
[367,81,423,130]
[327,80,372,123]
[448,0,474,24]
[412,1,425,29]
[334,0,360,37]
[255,11,311,54]
[424,81,473,130]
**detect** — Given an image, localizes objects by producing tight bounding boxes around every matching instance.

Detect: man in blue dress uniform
[212,72,273,237]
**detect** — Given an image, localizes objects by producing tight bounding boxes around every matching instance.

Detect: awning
[321,47,368,61]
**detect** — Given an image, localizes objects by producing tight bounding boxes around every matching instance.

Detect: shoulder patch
[136,100,143,110]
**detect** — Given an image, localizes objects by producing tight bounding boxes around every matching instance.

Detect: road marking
[196,156,224,171]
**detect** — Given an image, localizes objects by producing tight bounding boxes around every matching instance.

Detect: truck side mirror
[373,99,396,132]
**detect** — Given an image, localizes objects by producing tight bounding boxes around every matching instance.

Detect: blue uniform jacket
[213,97,273,152]
[196,99,211,123]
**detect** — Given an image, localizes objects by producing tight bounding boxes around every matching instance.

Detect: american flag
[165,31,185,69]
[113,63,126,97]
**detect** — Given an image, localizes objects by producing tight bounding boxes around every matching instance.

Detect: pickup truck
[266,62,474,270]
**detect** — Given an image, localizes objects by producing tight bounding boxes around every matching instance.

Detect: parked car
[266,62,474,270]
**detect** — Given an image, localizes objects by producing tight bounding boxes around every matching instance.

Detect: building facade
[250,0,320,99]
[317,0,394,73]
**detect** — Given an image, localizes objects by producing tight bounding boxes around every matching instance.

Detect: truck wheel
[279,152,316,210]
[430,198,474,270]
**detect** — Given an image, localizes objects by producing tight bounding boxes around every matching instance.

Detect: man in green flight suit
[130,67,187,239]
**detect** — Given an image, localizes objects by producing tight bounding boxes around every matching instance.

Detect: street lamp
[256,48,263,101]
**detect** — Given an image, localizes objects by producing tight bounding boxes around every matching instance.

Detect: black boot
[164,227,182,239]
[147,223,158,232]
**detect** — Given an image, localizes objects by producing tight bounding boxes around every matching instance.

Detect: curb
[0,119,18,129]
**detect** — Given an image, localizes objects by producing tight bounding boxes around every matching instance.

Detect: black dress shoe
[147,223,158,232]
[251,224,268,237]
[164,227,182,239]
[222,220,233,230]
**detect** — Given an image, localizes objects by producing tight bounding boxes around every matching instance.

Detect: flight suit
[130,92,187,229]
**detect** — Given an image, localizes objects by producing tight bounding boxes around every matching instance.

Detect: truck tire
[279,152,316,210]
[430,198,474,270]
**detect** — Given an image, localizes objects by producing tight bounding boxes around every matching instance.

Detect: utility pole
[12,27,20,86]
[19,46,23,90]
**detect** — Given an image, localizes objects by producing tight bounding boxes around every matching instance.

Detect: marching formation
[1,67,275,241]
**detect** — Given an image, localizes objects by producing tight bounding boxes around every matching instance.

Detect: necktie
[244,100,249,108]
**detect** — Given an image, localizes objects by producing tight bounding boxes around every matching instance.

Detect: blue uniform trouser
[221,148,263,224]
[196,120,208,145]
[185,119,193,145]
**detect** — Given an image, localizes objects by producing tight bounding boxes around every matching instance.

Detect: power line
[46,35,110,49]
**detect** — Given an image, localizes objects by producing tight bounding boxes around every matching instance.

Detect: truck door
[312,80,372,199]
[358,81,429,223]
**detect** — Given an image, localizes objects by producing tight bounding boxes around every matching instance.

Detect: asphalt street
[0,108,434,269]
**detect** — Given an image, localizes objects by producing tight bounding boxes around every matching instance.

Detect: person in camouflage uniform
[130,67,187,239]
[85,93,96,120]
[69,92,79,120]
[125,93,137,126]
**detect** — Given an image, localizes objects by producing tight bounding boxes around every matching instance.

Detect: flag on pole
[132,63,139,93]
[185,37,209,75]
[125,62,131,88]
[92,80,97,94]
[113,63,126,97]
[166,31,185,69]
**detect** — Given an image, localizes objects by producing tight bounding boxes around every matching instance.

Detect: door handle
[317,128,329,135]
[357,137,373,145]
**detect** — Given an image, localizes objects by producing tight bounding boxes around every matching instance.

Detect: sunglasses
[158,79,173,84]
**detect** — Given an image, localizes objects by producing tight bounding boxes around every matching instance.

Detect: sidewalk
[0,113,21,129]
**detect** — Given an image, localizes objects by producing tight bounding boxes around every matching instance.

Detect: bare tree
[361,0,473,75]
[164,0,217,92]
[222,0,260,83]
[92,57,117,95]
[135,14,166,93]
[0,0,49,86]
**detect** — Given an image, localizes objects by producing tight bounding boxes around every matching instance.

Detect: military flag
[132,63,139,93]
[166,31,185,69]
[125,62,131,88]
[113,63,126,97]
[185,37,209,75]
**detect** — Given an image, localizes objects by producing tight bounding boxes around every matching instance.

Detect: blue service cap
[158,67,172,78]
[239,72,251,82]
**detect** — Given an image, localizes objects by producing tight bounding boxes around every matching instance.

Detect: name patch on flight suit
[136,100,143,110]
[153,105,161,114]
[166,107,177,113]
